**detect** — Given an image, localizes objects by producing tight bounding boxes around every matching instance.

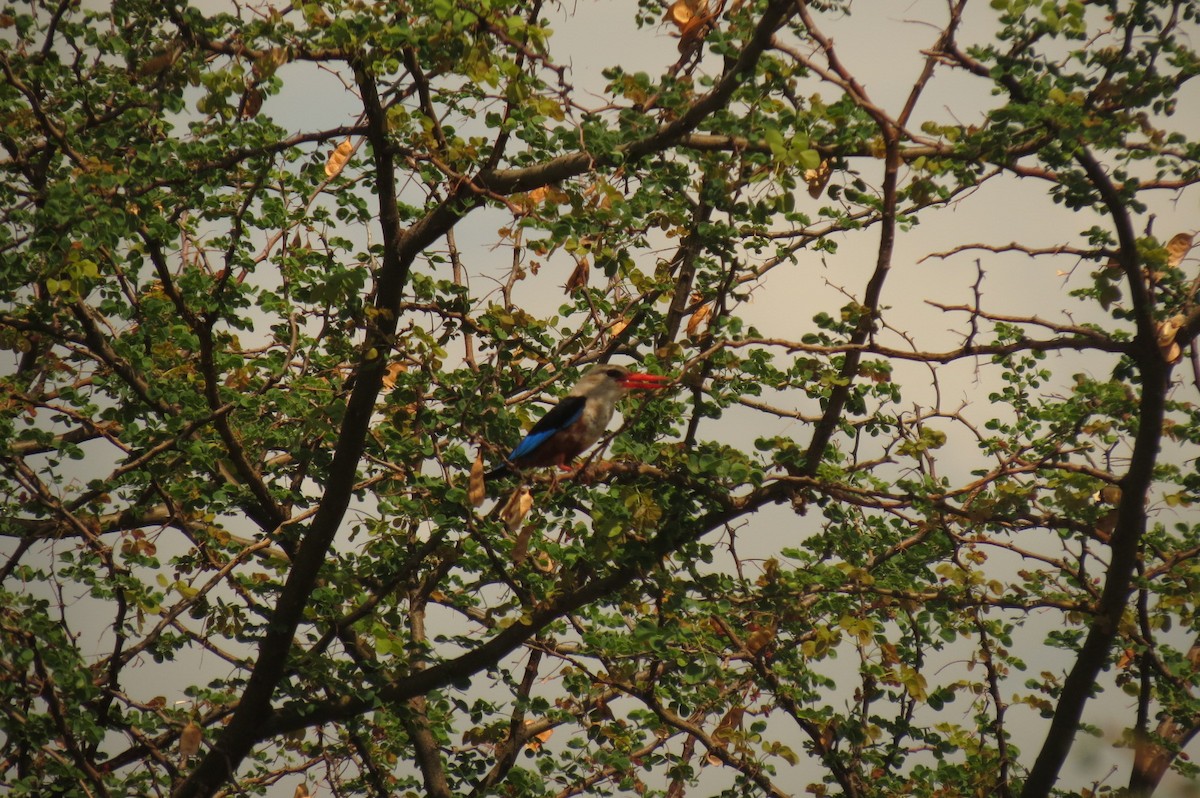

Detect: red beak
[620,372,671,390]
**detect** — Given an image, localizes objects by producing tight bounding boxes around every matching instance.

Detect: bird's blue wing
[510,396,585,461]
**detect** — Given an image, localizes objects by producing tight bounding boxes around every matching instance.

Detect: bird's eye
[606,368,624,379]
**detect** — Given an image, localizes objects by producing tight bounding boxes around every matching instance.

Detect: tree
[2,0,1200,796]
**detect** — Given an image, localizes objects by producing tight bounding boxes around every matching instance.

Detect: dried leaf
[609,317,629,337]
[667,0,699,28]
[588,698,615,723]
[253,47,290,80]
[595,186,613,210]
[565,257,589,294]
[744,624,775,655]
[667,0,712,51]
[139,43,183,77]
[381,361,406,390]
[179,720,202,762]
[512,522,535,564]
[712,706,744,743]
[678,21,709,52]
[304,4,332,27]
[1116,647,1136,670]
[804,159,832,199]
[240,87,264,119]
[686,297,712,338]
[1166,232,1194,268]
[500,487,533,532]
[469,451,486,508]
[1096,509,1118,539]
[819,720,837,753]
[1156,314,1187,363]
[523,726,554,751]
[293,784,311,798]
[324,138,353,179]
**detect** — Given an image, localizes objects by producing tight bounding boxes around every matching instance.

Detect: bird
[487,364,670,479]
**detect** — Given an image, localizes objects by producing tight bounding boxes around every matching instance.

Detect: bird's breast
[575,402,616,448]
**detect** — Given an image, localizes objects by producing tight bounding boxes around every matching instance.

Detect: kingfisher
[487,364,670,478]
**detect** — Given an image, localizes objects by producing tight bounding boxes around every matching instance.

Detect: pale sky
[11,1,1200,796]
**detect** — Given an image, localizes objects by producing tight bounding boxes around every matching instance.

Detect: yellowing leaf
[254,47,290,80]
[304,4,332,27]
[796,148,821,172]
[898,665,929,702]
[1165,491,1193,508]
[1166,232,1194,268]
[324,138,353,179]
[462,726,491,746]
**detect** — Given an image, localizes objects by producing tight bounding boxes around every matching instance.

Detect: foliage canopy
[3,1,1200,797]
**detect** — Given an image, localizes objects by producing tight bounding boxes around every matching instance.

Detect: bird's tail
[484,464,511,481]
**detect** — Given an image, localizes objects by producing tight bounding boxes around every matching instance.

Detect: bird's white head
[569,364,670,403]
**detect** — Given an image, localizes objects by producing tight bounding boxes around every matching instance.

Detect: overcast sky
[13,1,1200,795]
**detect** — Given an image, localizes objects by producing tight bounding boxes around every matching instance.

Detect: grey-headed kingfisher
[488,364,669,478]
